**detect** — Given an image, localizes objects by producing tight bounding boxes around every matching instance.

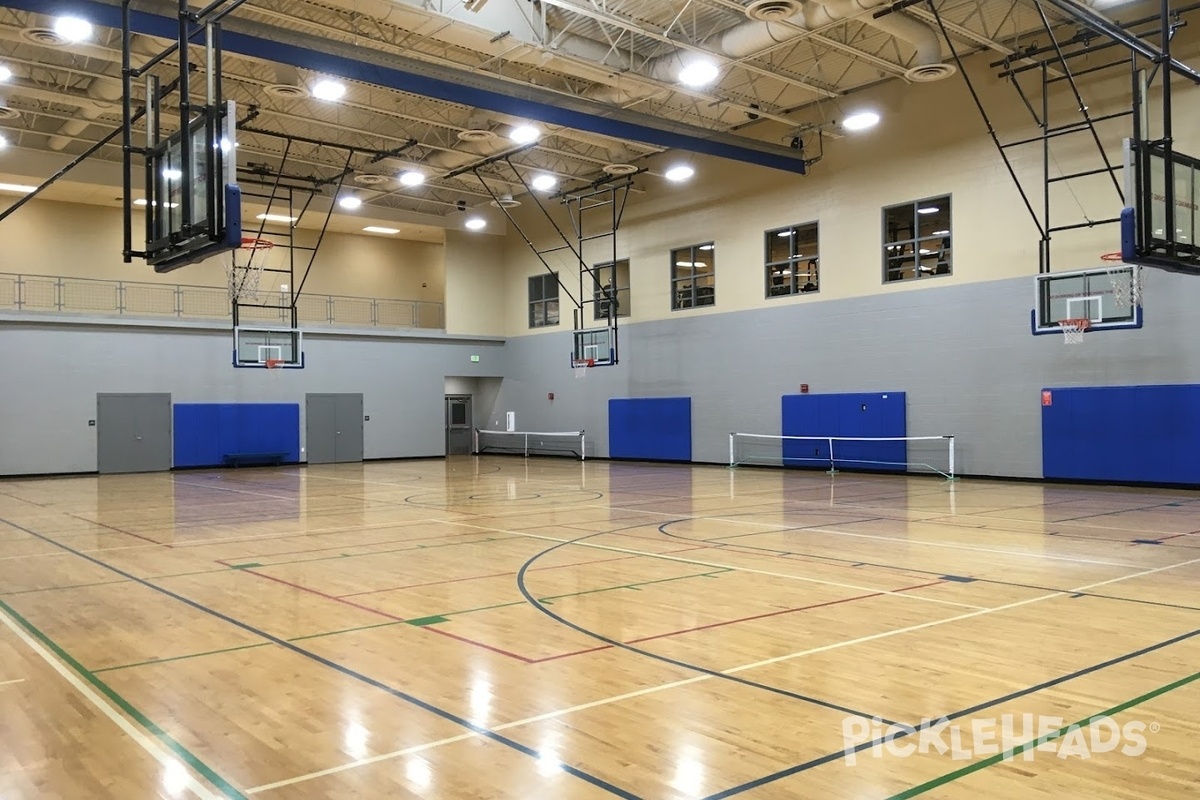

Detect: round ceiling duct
[905,63,957,82]
[353,174,389,186]
[602,163,638,176]
[264,83,310,99]
[490,194,521,208]
[457,129,496,143]
[21,27,68,46]
[745,0,802,22]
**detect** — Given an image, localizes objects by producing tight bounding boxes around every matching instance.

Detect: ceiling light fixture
[698,244,714,251]
[0,182,36,193]
[256,213,298,223]
[133,198,179,208]
[465,216,487,231]
[531,174,557,192]
[777,230,793,237]
[918,206,940,215]
[399,170,425,187]
[0,134,7,149]
[363,226,400,235]
[932,229,950,236]
[678,58,720,88]
[53,16,93,42]
[338,196,362,210]
[0,65,12,82]
[664,165,694,182]
[842,110,881,131]
[161,168,182,180]
[311,79,346,101]
[508,124,540,144]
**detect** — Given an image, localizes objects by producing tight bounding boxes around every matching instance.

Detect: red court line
[528,579,945,663]
[422,626,541,663]
[335,544,711,599]
[237,568,407,622]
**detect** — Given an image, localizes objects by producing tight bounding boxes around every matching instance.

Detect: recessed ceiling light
[161,168,182,180]
[664,165,694,182]
[678,58,720,88]
[0,65,11,82]
[676,261,696,267]
[338,196,362,210]
[363,226,400,235]
[918,206,940,215]
[311,79,346,101]
[133,198,179,208]
[933,229,950,235]
[399,170,425,187]
[842,110,881,131]
[256,213,297,223]
[465,216,487,230]
[508,124,540,144]
[0,134,7,149]
[54,16,93,42]
[698,244,714,251]
[531,174,557,192]
[0,182,36,193]
[777,230,793,237]
[919,248,933,255]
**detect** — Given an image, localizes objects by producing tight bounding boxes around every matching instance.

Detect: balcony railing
[0,273,444,330]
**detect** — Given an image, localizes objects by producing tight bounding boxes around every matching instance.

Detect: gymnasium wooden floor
[1,457,1197,799]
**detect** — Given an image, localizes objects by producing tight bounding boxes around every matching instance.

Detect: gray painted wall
[492,271,1200,478]
[0,319,506,475]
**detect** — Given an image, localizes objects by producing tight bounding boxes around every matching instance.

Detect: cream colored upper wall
[0,198,444,302]
[500,43,1200,337]
[443,229,506,337]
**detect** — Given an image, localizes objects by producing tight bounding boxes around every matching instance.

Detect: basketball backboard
[146,100,241,272]
[233,327,304,368]
[1121,138,1200,275]
[571,326,616,367]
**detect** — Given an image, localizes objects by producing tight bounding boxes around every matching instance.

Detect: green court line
[406,615,449,627]
[0,598,247,799]
[229,563,263,570]
[92,642,274,674]
[888,670,1200,799]
[0,578,131,597]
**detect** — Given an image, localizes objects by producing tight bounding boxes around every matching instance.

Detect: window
[671,243,715,310]
[528,273,559,328]
[593,259,631,321]
[883,195,951,283]
[765,222,819,297]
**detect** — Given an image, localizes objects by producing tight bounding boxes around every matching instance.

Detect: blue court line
[0,516,638,800]
[658,517,1200,613]
[700,625,1200,799]
[515,525,900,726]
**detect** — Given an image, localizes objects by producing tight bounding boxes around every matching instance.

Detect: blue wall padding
[173,404,300,467]
[781,392,907,470]
[609,397,692,462]
[1042,384,1200,483]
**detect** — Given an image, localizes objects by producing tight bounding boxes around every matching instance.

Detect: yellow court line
[444,520,989,611]
[248,553,1200,794]
[0,608,222,800]
[0,677,27,687]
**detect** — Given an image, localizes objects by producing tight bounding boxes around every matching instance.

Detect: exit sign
[470,355,480,363]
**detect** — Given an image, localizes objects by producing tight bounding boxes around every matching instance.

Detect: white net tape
[1060,319,1088,345]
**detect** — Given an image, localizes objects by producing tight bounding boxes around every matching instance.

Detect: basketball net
[573,358,594,380]
[223,238,275,303]
[1059,318,1089,345]
[1102,255,1142,309]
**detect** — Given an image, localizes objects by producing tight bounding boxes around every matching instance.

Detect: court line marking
[0,602,230,800]
[251,553,1200,794]
[0,677,26,687]
[444,521,988,610]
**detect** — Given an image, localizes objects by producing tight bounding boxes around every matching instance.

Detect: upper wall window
[883,195,951,283]
[593,260,631,321]
[672,243,715,310]
[766,222,819,297]
[528,273,559,328]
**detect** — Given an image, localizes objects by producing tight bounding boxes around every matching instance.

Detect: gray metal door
[445,395,472,455]
[335,393,364,462]
[306,393,363,464]
[96,393,172,474]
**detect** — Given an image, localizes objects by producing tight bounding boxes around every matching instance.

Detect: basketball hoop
[572,358,594,380]
[223,237,275,303]
[1059,317,1090,345]
[264,358,283,369]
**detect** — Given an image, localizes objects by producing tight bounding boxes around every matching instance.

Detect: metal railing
[0,273,444,330]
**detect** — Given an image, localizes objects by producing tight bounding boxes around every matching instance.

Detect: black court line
[658,516,1200,614]
[0,516,639,800]
[515,524,901,726]
[701,624,1200,799]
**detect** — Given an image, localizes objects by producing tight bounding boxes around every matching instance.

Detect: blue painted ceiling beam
[2,0,810,174]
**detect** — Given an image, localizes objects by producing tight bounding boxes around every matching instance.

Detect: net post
[524,433,529,459]
[472,428,478,455]
[728,433,735,469]
[948,436,956,481]
[580,431,586,462]
[827,437,837,475]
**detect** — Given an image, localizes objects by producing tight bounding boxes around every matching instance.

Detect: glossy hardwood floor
[1,457,1197,799]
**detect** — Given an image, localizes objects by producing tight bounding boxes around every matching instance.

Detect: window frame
[592,259,632,321]
[882,194,952,284]
[670,242,716,311]
[527,272,560,329]
[764,221,820,298]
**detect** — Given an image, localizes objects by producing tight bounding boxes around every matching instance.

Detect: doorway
[96,393,173,474]
[305,393,364,464]
[445,395,473,455]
